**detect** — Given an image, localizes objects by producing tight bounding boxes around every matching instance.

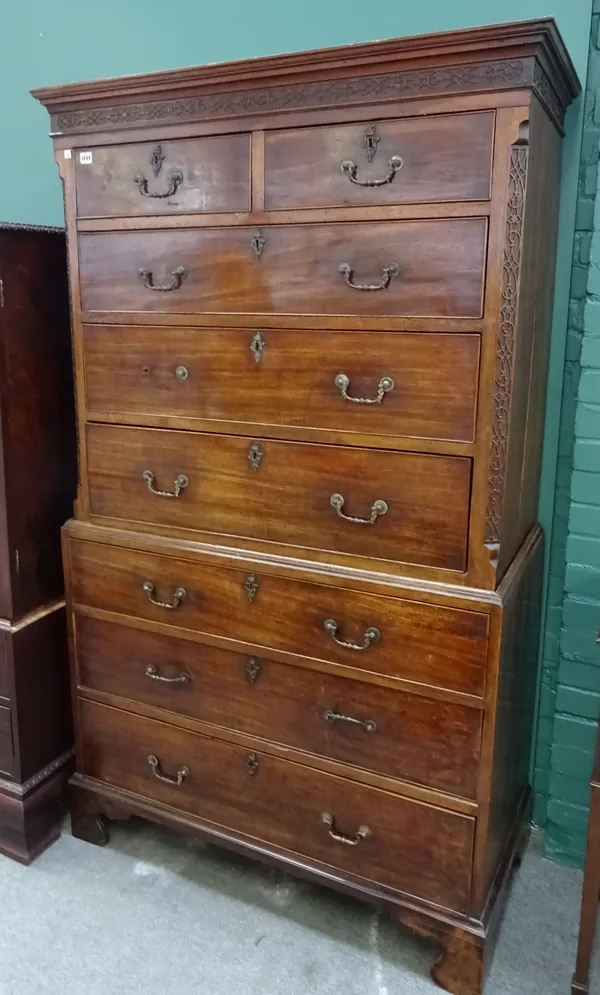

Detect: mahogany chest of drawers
[0,223,76,862]
[34,19,579,994]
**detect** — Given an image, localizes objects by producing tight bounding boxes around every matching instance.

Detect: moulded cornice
[31,19,580,136]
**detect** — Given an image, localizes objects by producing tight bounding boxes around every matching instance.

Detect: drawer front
[78,219,487,318]
[86,424,472,571]
[264,112,494,210]
[83,325,480,445]
[0,704,13,775]
[75,615,482,798]
[79,698,474,911]
[75,136,251,217]
[68,539,489,696]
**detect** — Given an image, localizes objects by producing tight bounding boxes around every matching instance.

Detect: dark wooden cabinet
[34,18,579,993]
[0,223,76,862]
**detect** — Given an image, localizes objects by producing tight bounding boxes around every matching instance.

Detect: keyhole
[141,365,150,376]
[363,125,380,163]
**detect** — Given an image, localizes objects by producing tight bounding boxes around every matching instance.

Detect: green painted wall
[534,2,600,868]
[0,2,595,860]
[1,3,591,227]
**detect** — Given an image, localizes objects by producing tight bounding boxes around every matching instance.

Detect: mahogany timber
[33,18,580,994]
[77,220,487,318]
[0,225,75,618]
[82,325,481,446]
[84,423,472,571]
[0,706,13,775]
[0,633,8,698]
[0,225,76,862]
[67,536,490,697]
[74,614,483,798]
[75,134,251,218]
[78,696,475,913]
[492,96,564,579]
[263,111,494,209]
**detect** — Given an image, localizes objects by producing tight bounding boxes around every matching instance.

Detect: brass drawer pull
[321,812,371,846]
[334,373,394,405]
[341,155,403,187]
[142,581,187,610]
[145,664,190,685]
[324,618,380,651]
[338,262,398,292]
[143,470,188,498]
[134,169,183,199]
[148,754,189,786]
[138,266,187,292]
[330,493,388,525]
[322,709,377,733]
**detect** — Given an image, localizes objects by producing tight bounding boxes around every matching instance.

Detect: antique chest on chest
[0,224,76,862]
[34,19,579,993]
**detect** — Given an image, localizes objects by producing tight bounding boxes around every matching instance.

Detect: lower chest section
[67,533,491,916]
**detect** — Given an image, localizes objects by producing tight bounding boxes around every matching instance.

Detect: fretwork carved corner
[485,132,529,545]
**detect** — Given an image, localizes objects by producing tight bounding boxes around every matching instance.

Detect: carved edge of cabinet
[485,137,529,546]
[21,748,75,794]
[0,747,75,798]
[31,20,580,137]
[42,59,568,136]
[532,61,564,130]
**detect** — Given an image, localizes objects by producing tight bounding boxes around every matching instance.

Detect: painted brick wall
[535,3,600,867]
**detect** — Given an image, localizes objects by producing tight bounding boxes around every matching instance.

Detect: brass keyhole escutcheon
[363,125,380,162]
[244,574,260,602]
[245,657,261,683]
[248,442,264,471]
[251,230,266,260]
[250,331,266,363]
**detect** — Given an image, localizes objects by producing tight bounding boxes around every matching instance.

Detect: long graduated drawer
[78,697,475,913]
[66,538,490,698]
[78,219,487,318]
[85,423,472,571]
[82,324,481,445]
[74,614,482,798]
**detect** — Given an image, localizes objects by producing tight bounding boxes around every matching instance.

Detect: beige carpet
[0,821,595,994]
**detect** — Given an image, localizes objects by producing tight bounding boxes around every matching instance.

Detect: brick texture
[534,10,600,868]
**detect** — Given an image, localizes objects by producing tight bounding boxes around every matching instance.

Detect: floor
[0,821,596,994]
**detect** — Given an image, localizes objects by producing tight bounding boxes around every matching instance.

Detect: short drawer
[75,615,482,798]
[85,424,472,571]
[75,135,251,217]
[78,219,487,318]
[83,325,481,445]
[264,111,494,210]
[0,705,13,775]
[79,698,475,912]
[67,538,490,697]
